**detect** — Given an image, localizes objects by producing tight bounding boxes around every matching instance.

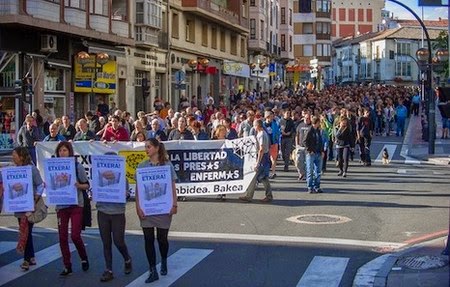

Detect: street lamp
[250,57,266,95]
[76,51,110,111]
[187,58,209,109]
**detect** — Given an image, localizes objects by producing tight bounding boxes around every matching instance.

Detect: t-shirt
[256,130,270,154]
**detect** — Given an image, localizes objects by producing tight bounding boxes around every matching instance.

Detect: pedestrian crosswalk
[0,229,365,287]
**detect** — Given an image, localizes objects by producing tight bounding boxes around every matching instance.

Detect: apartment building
[169,0,249,108]
[0,0,134,151]
[292,0,332,86]
[331,0,384,39]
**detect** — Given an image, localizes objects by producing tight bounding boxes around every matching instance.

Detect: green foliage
[432,31,449,78]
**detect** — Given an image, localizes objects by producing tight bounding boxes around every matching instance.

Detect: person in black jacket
[302,116,324,193]
[335,117,354,177]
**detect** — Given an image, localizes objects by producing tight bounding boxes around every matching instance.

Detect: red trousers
[57,206,88,268]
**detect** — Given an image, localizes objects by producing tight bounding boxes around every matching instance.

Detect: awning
[88,43,126,58]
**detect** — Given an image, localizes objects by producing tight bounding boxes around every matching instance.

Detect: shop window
[44,69,65,92]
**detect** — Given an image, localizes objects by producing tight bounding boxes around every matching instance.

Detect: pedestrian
[135,138,178,283]
[59,115,77,141]
[16,115,43,164]
[335,117,354,177]
[97,152,132,282]
[280,110,295,172]
[0,147,45,271]
[357,108,373,166]
[54,141,90,276]
[73,119,96,141]
[411,93,421,116]
[395,99,408,137]
[295,112,312,181]
[303,116,324,193]
[239,119,273,203]
[43,124,66,141]
[101,115,130,142]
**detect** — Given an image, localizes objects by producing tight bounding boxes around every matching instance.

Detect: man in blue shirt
[395,99,408,137]
[411,93,421,116]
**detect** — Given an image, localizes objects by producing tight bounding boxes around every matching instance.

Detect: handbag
[27,197,48,224]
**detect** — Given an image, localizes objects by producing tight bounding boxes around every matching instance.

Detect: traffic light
[142,78,150,99]
[22,77,33,103]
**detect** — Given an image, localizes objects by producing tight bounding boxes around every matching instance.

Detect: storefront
[222,61,250,104]
[43,64,70,121]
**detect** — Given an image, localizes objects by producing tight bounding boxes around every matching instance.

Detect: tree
[432,30,449,79]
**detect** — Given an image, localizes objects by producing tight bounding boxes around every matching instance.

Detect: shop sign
[74,54,116,94]
[223,61,250,78]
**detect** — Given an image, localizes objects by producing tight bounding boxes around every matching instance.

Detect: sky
[384,0,449,20]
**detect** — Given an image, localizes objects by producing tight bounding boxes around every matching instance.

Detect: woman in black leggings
[335,117,354,177]
[136,138,178,283]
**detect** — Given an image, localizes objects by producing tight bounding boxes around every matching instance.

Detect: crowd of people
[1,83,421,283]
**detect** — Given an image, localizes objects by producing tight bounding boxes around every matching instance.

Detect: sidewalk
[404,107,450,165]
[386,237,449,287]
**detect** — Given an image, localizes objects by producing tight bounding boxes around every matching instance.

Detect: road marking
[0,241,17,255]
[5,227,407,249]
[125,248,213,287]
[296,256,349,287]
[0,243,75,286]
[403,229,449,245]
[374,144,397,163]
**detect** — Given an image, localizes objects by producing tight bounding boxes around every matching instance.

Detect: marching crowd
[0,83,419,283]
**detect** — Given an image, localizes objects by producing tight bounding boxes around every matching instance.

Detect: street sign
[175,70,185,83]
[418,0,447,6]
[175,83,186,90]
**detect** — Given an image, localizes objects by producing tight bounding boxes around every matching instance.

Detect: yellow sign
[118,150,148,184]
[74,54,116,94]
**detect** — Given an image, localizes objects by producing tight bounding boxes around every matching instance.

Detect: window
[316,0,331,13]
[289,8,292,25]
[250,19,256,39]
[220,30,226,52]
[303,45,313,57]
[186,19,195,42]
[269,2,273,26]
[396,42,411,56]
[281,34,285,51]
[65,0,86,9]
[135,0,162,29]
[231,35,237,55]
[260,20,264,40]
[396,62,412,77]
[316,22,330,34]
[250,0,255,6]
[172,13,179,38]
[299,0,311,13]
[316,44,331,56]
[241,37,246,57]
[289,35,292,52]
[261,0,264,9]
[202,23,208,46]
[90,0,107,15]
[281,7,285,24]
[242,0,248,18]
[211,27,217,49]
[303,23,313,34]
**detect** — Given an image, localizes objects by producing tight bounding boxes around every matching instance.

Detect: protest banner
[1,166,34,213]
[36,137,257,197]
[91,155,126,203]
[136,165,173,215]
[43,157,77,205]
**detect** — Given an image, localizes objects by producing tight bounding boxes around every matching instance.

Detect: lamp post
[76,51,110,111]
[187,58,209,109]
[250,57,266,95]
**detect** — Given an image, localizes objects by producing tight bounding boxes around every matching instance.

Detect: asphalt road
[1,136,449,286]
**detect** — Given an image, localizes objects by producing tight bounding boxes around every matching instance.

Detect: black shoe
[124,258,132,275]
[315,188,323,193]
[284,166,289,172]
[269,173,277,179]
[308,189,316,194]
[100,270,114,282]
[60,267,73,276]
[343,172,347,178]
[337,171,343,176]
[81,260,89,271]
[145,267,159,283]
[160,258,167,276]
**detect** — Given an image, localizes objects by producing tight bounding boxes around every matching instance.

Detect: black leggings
[143,227,169,268]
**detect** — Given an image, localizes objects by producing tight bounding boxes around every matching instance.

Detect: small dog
[382,148,390,165]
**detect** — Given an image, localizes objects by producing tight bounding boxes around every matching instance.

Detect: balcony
[65,7,86,29]
[316,33,331,40]
[316,11,331,19]
[136,27,168,49]
[90,14,109,33]
[317,56,331,63]
[27,0,60,23]
[0,0,19,15]
[181,0,248,32]
[112,18,129,38]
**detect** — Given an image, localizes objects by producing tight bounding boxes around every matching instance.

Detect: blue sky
[384,0,449,20]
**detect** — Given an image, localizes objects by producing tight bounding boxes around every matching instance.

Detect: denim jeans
[305,152,322,190]
[396,117,406,136]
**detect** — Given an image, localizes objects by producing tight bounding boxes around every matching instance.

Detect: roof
[333,31,385,48]
[369,26,445,41]
[396,18,448,28]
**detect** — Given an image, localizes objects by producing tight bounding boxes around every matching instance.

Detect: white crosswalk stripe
[126,248,213,287]
[0,242,17,255]
[0,243,75,286]
[296,256,349,287]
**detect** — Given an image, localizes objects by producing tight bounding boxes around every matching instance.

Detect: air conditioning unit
[41,35,57,52]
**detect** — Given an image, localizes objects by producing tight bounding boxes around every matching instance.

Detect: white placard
[44,158,78,205]
[136,165,173,216]
[2,166,34,213]
[91,155,126,203]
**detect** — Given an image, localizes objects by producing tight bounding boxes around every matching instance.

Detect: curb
[353,236,447,287]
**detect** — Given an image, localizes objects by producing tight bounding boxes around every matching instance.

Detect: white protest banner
[2,166,34,213]
[44,157,77,205]
[136,165,173,216]
[36,137,257,197]
[91,155,126,203]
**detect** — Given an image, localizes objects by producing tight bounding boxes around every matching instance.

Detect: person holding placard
[54,141,90,276]
[0,147,45,271]
[94,152,132,282]
[135,138,178,283]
